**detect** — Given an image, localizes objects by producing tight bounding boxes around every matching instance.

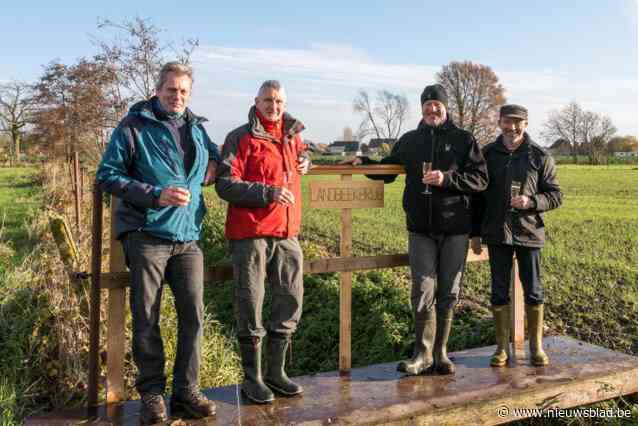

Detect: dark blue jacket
[96,97,220,241]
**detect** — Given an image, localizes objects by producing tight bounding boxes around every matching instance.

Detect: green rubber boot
[433,310,455,375]
[397,310,435,375]
[490,305,510,367]
[526,304,549,366]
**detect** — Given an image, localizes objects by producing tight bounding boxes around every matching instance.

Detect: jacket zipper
[428,128,435,230]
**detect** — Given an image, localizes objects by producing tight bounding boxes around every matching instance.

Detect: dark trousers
[231,237,304,339]
[487,244,544,306]
[408,232,469,319]
[123,231,204,395]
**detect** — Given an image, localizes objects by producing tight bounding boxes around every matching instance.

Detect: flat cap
[500,104,528,120]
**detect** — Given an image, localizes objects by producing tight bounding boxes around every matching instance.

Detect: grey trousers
[408,232,469,320]
[123,231,203,395]
[231,237,304,339]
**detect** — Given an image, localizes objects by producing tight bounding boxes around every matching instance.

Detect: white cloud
[188,44,638,145]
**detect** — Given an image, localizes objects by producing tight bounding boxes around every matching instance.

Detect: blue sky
[2,1,637,145]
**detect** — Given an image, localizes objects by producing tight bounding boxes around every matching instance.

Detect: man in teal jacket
[96,62,218,424]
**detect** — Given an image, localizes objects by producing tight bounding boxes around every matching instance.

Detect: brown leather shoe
[139,392,168,425]
[170,388,216,419]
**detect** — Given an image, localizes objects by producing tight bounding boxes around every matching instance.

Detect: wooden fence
[87,165,524,408]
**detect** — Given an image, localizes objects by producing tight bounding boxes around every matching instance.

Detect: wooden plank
[101,250,490,289]
[87,184,103,409]
[107,197,127,403]
[33,336,638,426]
[510,256,525,360]
[339,174,353,373]
[308,164,405,175]
[309,180,384,209]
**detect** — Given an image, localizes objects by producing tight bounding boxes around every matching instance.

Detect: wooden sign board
[309,180,384,209]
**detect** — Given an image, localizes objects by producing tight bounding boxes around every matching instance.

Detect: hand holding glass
[510,181,521,212]
[422,162,432,195]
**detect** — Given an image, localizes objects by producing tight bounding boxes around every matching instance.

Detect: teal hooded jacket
[96,97,220,242]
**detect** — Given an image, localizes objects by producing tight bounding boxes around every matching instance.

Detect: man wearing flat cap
[343,84,488,375]
[471,104,562,367]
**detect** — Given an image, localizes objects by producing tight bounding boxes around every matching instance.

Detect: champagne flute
[422,162,432,195]
[510,180,521,212]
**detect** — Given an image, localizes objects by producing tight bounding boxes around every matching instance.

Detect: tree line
[352,62,633,164]
[0,17,197,166]
[0,20,633,166]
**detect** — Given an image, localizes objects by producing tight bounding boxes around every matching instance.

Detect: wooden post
[107,197,127,403]
[510,255,525,360]
[73,152,82,239]
[339,174,352,374]
[88,184,104,409]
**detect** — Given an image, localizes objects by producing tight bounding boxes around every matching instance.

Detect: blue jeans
[123,231,204,395]
[487,244,544,306]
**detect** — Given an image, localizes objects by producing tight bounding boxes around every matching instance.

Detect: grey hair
[257,80,285,97]
[156,62,193,90]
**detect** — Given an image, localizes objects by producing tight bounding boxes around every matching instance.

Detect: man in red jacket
[215,80,310,404]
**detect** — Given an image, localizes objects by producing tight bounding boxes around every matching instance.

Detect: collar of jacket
[129,96,208,126]
[493,132,533,155]
[416,117,456,133]
[248,105,305,143]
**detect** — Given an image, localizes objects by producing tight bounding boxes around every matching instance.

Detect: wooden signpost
[309,173,386,372]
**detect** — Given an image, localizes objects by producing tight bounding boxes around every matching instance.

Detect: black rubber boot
[265,334,303,396]
[433,310,455,375]
[239,337,275,404]
[397,310,435,375]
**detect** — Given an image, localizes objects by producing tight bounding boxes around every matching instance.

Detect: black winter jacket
[473,134,562,248]
[364,119,488,235]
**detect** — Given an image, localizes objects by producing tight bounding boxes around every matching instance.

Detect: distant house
[548,139,572,156]
[368,138,396,153]
[328,141,362,156]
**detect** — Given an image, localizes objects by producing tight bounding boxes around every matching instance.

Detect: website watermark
[496,405,633,420]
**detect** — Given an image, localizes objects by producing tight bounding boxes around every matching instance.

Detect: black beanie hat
[420,84,448,108]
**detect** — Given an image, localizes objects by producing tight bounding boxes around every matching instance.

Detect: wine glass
[510,180,521,212]
[422,162,432,195]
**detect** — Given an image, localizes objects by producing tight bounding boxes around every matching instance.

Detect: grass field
[1,163,637,424]
[198,164,638,377]
[0,166,41,269]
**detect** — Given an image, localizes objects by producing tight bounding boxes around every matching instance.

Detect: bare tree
[354,90,409,140]
[0,81,36,164]
[542,103,616,163]
[94,17,199,101]
[541,101,582,163]
[542,101,617,164]
[436,61,506,145]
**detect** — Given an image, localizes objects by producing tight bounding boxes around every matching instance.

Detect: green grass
[0,167,41,262]
[2,163,637,425]
[199,164,638,372]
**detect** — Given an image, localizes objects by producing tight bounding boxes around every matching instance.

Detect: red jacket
[215,106,306,240]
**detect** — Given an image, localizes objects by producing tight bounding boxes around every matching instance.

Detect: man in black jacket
[471,104,562,367]
[345,84,488,375]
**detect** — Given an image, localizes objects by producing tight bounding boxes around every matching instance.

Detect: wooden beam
[307,165,405,175]
[511,256,525,360]
[87,184,103,409]
[106,198,127,403]
[100,250,489,289]
[339,174,353,373]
